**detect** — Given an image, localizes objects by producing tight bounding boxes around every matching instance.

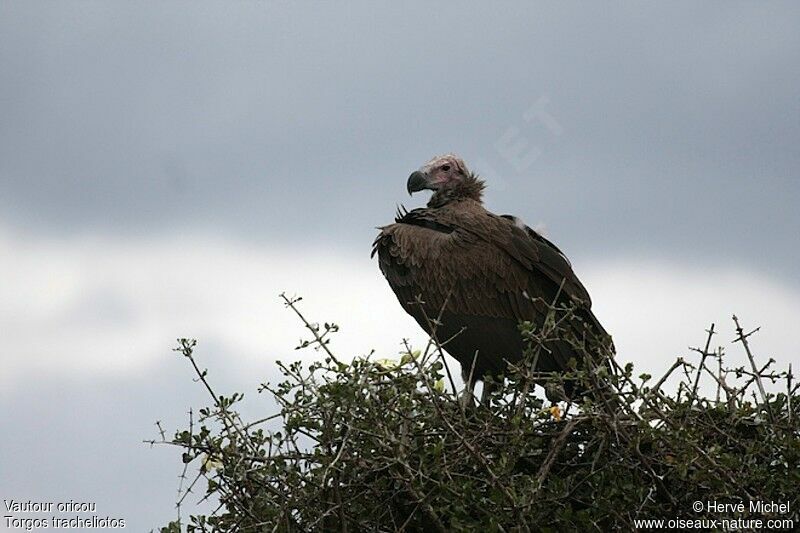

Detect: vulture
[372,154,613,402]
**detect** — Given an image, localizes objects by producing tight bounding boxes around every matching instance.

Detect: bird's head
[406,154,484,206]
[407,153,468,194]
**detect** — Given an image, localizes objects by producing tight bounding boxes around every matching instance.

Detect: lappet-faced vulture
[372,154,613,402]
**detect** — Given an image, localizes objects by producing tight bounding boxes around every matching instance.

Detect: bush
[152,295,799,532]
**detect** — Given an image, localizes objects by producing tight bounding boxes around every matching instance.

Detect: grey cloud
[0,347,286,531]
[1,3,797,284]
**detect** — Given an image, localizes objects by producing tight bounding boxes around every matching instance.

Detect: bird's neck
[427,174,485,208]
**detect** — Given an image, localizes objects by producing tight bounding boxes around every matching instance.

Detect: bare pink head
[407,153,470,194]
[406,154,485,206]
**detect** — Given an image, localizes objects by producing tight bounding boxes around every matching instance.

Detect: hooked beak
[406,171,430,195]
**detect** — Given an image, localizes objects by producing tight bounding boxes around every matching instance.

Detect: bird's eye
[441,165,451,171]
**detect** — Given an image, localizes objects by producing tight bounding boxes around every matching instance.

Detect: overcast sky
[1,2,799,530]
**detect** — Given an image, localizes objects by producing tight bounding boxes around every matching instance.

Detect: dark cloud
[0,6,797,238]
[1,3,798,281]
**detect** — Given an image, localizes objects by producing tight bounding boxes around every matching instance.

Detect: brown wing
[374,208,590,312]
[373,205,608,374]
[495,214,612,339]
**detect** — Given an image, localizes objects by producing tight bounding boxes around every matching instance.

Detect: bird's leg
[544,380,569,404]
[480,379,497,407]
[460,378,477,411]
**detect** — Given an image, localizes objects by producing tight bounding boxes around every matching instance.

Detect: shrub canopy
[155,295,799,532]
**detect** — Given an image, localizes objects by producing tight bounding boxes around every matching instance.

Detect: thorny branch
[152,297,798,532]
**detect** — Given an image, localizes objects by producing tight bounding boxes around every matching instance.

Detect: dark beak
[406,171,429,195]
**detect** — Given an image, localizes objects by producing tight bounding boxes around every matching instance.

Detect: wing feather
[373,203,608,373]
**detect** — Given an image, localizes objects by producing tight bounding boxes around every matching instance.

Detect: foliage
[152,295,799,532]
